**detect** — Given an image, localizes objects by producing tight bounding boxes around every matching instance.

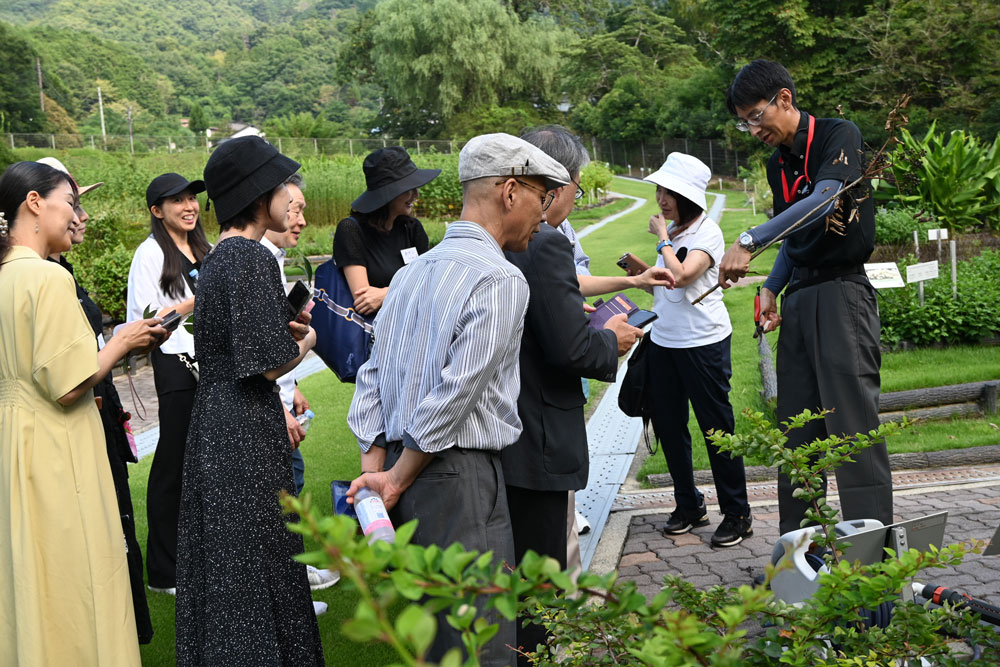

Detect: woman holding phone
[175,136,322,665]
[127,172,210,595]
[643,153,752,548]
[0,161,166,665]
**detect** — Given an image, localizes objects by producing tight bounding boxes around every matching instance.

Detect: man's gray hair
[520,125,590,179]
[287,172,305,190]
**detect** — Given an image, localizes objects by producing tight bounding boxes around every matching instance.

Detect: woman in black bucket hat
[333,146,440,315]
[175,136,324,666]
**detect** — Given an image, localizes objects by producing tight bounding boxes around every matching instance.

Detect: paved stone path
[616,469,1000,606]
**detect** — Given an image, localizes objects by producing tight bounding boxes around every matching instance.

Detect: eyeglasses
[571,178,584,200]
[735,91,779,132]
[498,178,555,211]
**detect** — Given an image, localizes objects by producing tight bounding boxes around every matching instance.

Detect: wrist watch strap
[656,239,673,253]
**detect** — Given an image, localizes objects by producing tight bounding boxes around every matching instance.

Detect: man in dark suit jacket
[501,125,657,664]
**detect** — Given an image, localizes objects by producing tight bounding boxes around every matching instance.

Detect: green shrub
[74,242,133,322]
[874,205,934,246]
[412,153,462,219]
[579,160,612,198]
[877,250,1000,347]
[882,124,1000,232]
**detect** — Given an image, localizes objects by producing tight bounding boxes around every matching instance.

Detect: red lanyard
[779,114,815,204]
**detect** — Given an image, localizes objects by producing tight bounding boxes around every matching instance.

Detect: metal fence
[7,132,746,176]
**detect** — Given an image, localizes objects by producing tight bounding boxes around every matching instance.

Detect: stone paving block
[682,574,724,588]
[619,565,641,578]
[695,549,746,563]
[620,552,659,568]
[654,545,709,560]
[668,533,704,547]
[621,541,648,556]
[638,560,675,573]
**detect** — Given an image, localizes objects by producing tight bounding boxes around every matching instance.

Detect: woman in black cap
[175,136,323,666]
[334,146,440,315]
[126,172,211,596]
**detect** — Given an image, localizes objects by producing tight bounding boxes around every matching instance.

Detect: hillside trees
[0,22,48,132]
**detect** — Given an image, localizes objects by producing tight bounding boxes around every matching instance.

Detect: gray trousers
[385,442,516,667]
[776,278,893,534]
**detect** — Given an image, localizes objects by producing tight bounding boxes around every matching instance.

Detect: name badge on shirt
[401,247,418,265]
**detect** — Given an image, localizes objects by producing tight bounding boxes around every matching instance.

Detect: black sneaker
[662,503,710,535]
[711,514,753,547]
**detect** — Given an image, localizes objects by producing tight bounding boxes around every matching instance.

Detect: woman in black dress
[175,137,323,666]
[333,146,439,315]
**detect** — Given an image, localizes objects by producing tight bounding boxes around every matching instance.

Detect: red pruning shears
[753,286,764,339]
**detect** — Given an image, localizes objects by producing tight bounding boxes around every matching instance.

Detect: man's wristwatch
[656,238,673,253]
[738,231,756,252]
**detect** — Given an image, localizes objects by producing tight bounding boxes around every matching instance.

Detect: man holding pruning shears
[718,59,893,535]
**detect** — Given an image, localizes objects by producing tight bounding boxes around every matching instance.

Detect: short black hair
[726,59,797,115]
[220,187,282,232]
[670,189,703,226]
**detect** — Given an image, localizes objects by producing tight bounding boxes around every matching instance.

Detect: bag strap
[312,287,374,335]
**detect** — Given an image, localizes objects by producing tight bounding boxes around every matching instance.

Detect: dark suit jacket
[502,223,618,492]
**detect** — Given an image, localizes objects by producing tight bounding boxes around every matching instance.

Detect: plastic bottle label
[356,496,393,535]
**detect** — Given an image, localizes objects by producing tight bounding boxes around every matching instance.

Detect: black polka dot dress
[175,236,323,666]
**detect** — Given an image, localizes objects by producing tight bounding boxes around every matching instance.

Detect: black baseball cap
[203,136,300,223]
[146,173,206,210]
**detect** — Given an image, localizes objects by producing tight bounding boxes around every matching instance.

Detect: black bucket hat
[203,136,301,223]
[146,172,206,210]
[351,147,440,214]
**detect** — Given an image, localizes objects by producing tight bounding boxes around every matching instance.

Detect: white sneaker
[307,566,340,591]
[147,585,176,595]
[576,510,591,535]
[312,600,328,616]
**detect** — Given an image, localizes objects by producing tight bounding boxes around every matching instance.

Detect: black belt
[785,264,868,297]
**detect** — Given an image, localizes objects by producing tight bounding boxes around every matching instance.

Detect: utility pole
[97,86,107,148]
[127,106,134,154]
[36,58,44,112]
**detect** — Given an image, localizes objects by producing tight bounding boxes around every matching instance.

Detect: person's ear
[150,204,164,220]
[779,88,793,111]
[23,190,43,216]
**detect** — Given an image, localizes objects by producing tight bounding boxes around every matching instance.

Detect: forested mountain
[1,0,997,146]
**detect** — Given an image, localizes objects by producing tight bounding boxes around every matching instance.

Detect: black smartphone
[159,310,182,332]
[287,280,312,319]
[627,309,658,328]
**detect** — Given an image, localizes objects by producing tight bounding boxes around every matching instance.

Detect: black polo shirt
[766,111,875,269]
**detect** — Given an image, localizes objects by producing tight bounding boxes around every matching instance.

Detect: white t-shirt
[650,215,732,349]
[126,236,197,356]
[260,235,295,412]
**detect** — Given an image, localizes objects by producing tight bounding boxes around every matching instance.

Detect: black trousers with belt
[776,277,893,534]
[147,350,197,589]
[647,335,750,518]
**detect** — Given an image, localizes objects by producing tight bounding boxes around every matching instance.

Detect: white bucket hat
[644,152,710,212]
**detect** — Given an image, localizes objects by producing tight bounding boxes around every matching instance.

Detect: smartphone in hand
[159,310,183,332]
[617,252,650,274]
[287,280,313,319]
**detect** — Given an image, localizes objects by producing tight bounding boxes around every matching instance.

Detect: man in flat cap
[347,133,570,666]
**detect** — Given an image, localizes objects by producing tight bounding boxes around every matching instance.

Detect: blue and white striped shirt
[348,221,530,454]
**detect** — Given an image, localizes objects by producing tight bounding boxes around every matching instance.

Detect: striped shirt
[348,221,530,454]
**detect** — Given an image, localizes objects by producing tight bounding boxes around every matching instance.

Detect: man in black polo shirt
[718,59,892,535]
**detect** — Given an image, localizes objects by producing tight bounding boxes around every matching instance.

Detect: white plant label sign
[906,260,939,284]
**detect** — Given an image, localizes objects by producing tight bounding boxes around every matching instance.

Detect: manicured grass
[133,372,399,666]
[569,197,633,231]
[881,345,1000,393]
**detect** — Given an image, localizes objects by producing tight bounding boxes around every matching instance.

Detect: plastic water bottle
[354,487,395,544]
[295,408,315,433]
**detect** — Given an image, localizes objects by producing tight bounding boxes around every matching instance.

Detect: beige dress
[0,246,140,666]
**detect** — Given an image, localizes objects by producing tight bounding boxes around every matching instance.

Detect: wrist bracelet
[656,239,673,253]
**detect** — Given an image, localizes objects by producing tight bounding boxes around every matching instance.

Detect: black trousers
[506,486,568,666]
[385,443,515,667]
[776,278,893,534]
[147,351,197,589]
[647,336,750,518]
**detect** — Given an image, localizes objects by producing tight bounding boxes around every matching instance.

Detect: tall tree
[362,0,572,129]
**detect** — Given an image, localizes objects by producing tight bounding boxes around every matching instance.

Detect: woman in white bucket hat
[642,152,752,548]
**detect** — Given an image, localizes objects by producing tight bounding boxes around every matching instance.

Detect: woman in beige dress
[0,161,166,666]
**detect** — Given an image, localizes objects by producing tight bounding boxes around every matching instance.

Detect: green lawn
[569,196,633,231]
